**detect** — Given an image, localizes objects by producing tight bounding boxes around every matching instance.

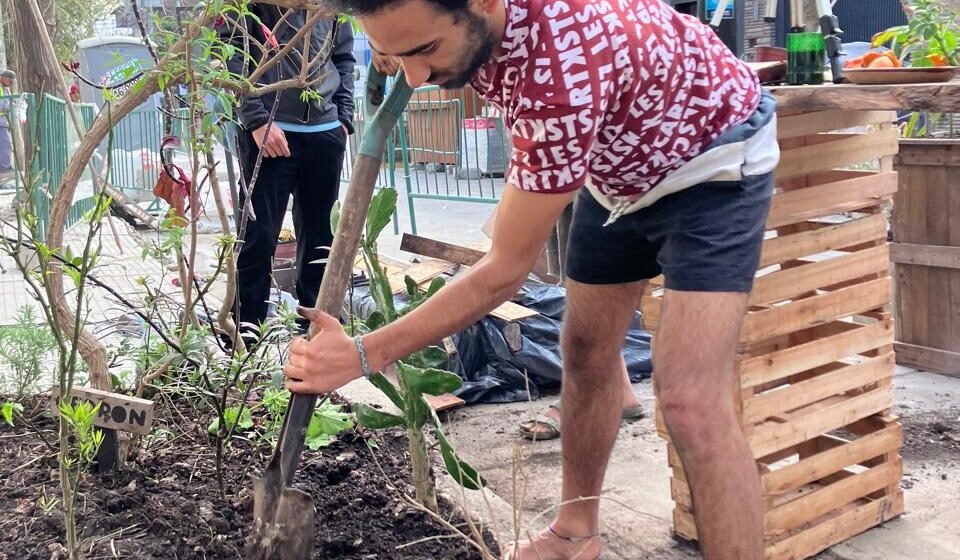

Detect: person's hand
[371,53,401,76]
[341,123,349,136]
[284,307,363,394]
[251,123,290,158]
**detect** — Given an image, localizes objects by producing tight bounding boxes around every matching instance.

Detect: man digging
[284,0,780,558]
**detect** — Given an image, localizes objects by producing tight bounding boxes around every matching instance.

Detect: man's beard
[431,12,496,89]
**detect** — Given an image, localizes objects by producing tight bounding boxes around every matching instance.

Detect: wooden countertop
[768,80,960,112]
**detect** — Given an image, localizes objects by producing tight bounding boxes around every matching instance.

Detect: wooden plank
[895,140,960,166]
[742,277,891,345]
[673,506,698,542]
[489,301,538,323]
[766,493,904,560]
[750,245,889,306]
[770,79,960,111]
[400,233,484,266]
[894,342,960,376]
[777,111,895,140]
[743,353,894,425]
[387,259,457,295]
[748,389,893,458]
[767,171,897,229]
[762,423,903,495]
[760,214,887,268]
[740,320,893,389]
[890,242,960,270]
[777,128,899,180]
[424,393,466,412]
[50,386,155,435]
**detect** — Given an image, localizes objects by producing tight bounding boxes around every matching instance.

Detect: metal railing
[396,85,510,234]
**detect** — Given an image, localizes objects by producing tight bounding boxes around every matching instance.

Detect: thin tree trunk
[5,0,59,95]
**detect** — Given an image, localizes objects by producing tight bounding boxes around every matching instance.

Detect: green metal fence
[397,85,510,234]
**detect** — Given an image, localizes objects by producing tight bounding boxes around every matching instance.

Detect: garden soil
[0,397,497,560]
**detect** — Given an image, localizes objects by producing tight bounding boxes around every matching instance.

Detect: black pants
[235,126,347,329]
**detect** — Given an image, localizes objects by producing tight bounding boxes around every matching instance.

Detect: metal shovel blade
[247,67,413,560]
[248,453,315,559]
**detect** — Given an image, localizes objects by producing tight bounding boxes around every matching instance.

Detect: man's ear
[474,0,500,15]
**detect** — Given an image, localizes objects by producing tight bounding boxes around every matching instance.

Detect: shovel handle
[275,69,413,486]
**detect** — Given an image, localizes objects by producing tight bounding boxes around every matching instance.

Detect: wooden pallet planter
[641,110,904,560]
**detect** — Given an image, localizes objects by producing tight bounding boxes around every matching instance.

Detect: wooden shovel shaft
[274,73,414,487]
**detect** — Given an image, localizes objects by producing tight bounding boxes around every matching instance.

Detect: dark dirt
[0,396,497,559]
[898,405,960,490]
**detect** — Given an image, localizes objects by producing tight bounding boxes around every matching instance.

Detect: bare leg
[519,365,641,439]
[655,290,763,560]
[504,280,644,560]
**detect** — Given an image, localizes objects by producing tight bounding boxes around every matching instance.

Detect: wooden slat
[895,140,960,166]
[742,277,890,345]
[766,493,904,560]
[400,233,484,266]
[740,320,893,389]
[748,389,893,458]
[760,214,888,268]
[387,259,457,295]
[673,506,698,541]
[767,171,897,229]
[763,423,902,494]
[750,245,889,306]
[489,301,538,323]
[776,111,895,140]
[890,242,960,270]
[743,353,894,425]
[777,128,899,180]
[894,342,960,376]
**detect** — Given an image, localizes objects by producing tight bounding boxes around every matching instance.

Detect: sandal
[519,400,645,440]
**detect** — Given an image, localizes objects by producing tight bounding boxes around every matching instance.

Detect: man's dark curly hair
[329,0,470,16]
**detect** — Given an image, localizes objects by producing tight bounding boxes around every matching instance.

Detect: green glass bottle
[787,32,826,85]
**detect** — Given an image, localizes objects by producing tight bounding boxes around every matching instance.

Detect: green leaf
[365,188,398,243]
[368,372,405,410]
[403,366,462,396]
[308,402,353,438]
[2,402,23,427]
[354,403,406,429]
[404,274,419,298]
[407,394,430,429]
[330,200,341,234]
[425,276,445,297]
[408,346,447,369]
[365,310,386,331]
[435,423,485,490]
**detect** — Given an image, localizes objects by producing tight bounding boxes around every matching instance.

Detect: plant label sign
[50,387,155,435]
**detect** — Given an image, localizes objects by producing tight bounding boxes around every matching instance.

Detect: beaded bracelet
[353,335,373,379]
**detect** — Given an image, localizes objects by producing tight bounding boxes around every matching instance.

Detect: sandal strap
[548,523,599,543]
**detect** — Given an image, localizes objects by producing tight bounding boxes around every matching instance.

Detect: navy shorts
[564,173,774,292]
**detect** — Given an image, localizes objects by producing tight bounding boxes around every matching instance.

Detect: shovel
[247,66,413,560]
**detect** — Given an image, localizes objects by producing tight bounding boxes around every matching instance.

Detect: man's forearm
[363,255,525,371]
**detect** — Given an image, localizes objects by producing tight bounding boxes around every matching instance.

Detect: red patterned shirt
[471,0,762,198]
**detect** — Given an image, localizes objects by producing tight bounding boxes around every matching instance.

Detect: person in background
[0,70,17,180]
[219,5,356,337]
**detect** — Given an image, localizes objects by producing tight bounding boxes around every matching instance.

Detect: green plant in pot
[336,188,484,514]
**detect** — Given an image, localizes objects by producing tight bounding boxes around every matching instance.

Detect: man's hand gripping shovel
[247,66,413,560]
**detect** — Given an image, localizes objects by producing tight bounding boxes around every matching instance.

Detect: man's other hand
[284,307,362,394]
[371,53,401,76]
[251,123,291,158]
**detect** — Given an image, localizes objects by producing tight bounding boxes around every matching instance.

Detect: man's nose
[400,59,430,89]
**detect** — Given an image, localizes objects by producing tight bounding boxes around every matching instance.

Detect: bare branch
[247,8,328,84]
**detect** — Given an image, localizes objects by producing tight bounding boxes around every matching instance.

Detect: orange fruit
[868,55,896,68]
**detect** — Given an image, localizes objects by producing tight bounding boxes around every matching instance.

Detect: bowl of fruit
[844,1,960,85]
[843,51,958,84]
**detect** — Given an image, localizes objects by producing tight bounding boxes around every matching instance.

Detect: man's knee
[656,372,739,451]
[561,327,621,374]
